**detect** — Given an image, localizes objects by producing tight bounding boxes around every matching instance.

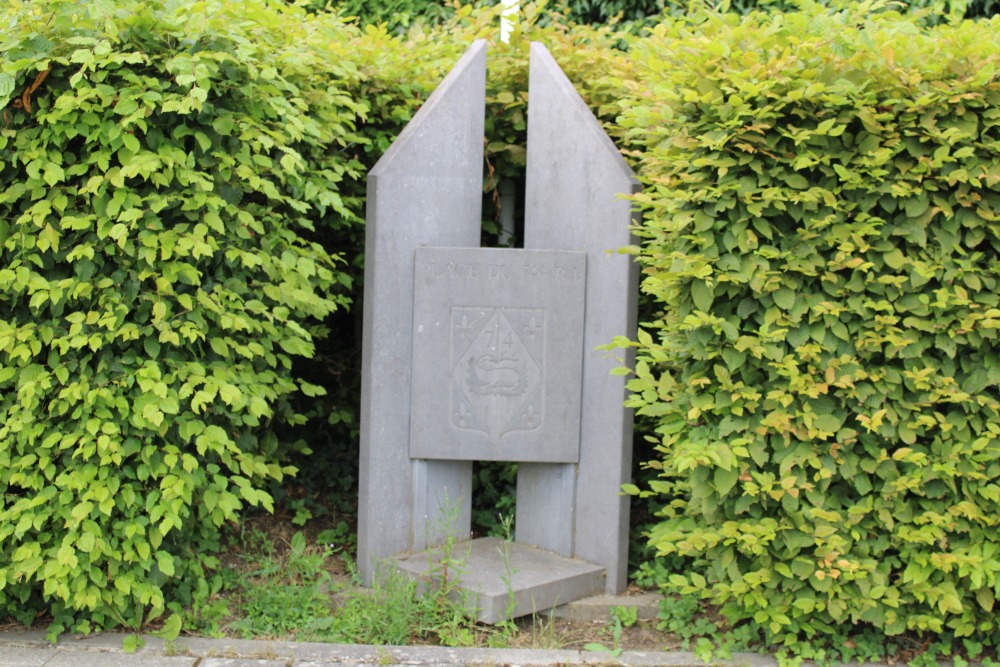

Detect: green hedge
[17,0,1000,655]
[619,2,1000,655]
[0,0,366,635]
[0,0,637,635]
[326,0,1000,35]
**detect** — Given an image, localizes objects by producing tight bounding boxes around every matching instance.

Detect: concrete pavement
[0,629,781,667]
[0,594,785,667]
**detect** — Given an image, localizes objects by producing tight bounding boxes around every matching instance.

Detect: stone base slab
[390,537,605,623]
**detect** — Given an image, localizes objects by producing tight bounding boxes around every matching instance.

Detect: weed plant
[324,545,483,647]
[188,510,596,650]
[189,524,487,646]
[218,529,336,640]
[584,606,638,657]
[328,564,432,645]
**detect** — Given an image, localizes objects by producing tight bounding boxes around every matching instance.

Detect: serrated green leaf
[785,173,809,189]
[219,383,241,405]
[122,635,144,654]
[813,413,843,433]
[113,97,139,115]
[122,133,140,153]
[691,280,714,311]
[737,298,758,320]
[151,613,182,641]
[977,588,995,612]
[156,551,175,577]
[78,531,96,552]
[714,467,740,496]
[884,249,905,270]
[0,72,14,100]
[773,288,795,310]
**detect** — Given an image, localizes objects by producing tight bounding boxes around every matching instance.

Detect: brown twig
[16,65,52,114]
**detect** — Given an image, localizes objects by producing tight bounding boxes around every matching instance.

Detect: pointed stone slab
[358,41,487,584]
[518,42,640,592]
[391,537,605,624]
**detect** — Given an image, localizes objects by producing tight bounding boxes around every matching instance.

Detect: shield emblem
[450,307,544,443]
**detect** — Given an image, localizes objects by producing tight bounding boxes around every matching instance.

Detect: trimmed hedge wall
[0,0,367,635]
[0,0,633,636]
[328,0,1000,32]
[6,0,1000,655]
[620,2,1000,652]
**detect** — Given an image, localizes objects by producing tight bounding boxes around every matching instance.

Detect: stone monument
[357,40,638,622]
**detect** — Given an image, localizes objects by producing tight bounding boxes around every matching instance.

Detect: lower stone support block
[390,537,605,624]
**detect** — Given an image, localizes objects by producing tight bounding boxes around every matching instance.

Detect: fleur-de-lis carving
[456,313,472,339]
[523,315,542,340]
[453,402,471,427]
[523,403,539,428]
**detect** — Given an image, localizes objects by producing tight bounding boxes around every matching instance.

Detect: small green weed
[612,605,638,628]
[324,557,479,646]
[325,565,427,644]
[656,594,719,649]
[188,510,484,646]
[316,521,353,553]
[416,505,480,647]
[484,515,522,648]
[584,605,640,657]
[225,531,335,639]
[289,498,314,527]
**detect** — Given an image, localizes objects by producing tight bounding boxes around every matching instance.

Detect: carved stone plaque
[410,246,586,462]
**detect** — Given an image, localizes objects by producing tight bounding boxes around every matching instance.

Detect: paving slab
[42,653,196,666]
[0,646,53,667]
[0,629,901,667]
[200,659,289,667]
[377,645,585,665]
[0,633,51,650]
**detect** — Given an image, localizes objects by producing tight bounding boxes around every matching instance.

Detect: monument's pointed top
[527,42,637,186]
[371,40,487,177]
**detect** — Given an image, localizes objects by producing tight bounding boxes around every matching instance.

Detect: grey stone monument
[358,40,638,622]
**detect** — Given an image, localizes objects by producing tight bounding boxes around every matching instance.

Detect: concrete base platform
[390,537,605,623]
[551,591,662,623]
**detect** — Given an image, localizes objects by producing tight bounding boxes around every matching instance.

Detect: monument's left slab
[358,40,487,580]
